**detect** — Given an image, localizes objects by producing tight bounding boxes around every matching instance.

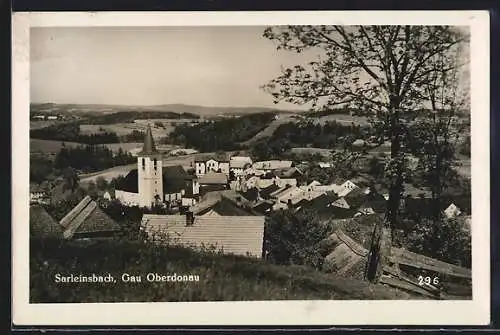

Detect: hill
[31,103,304,117]
[30,238,417,303]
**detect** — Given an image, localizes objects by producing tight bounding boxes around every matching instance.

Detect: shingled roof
[59,195,121,239]
[141,214,266,257]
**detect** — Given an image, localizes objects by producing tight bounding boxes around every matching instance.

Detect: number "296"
[418,276,439,286]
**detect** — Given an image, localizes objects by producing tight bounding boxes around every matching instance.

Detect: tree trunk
[386,101,403,242]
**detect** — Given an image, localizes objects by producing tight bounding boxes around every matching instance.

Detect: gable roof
[241,188,259,202]
[321,229,369,279]
[194,153,230,163]
[198,172,228,185]
[30,205,63,238]
[59,195,121,239]
[141,214,266,257]
[252,160,293,170]
[260,183,280,199]
[230,156,253,169]
[197,197,259,216]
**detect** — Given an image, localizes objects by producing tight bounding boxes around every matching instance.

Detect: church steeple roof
[139,124,158,155]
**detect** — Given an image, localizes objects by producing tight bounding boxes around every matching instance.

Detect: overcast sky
[30,26,318,109]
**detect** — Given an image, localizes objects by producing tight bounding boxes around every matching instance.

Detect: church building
[114,125,199,208]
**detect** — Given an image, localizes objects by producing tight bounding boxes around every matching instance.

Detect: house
[337,180,359,197]
[114,125,199,208]
[318,162,332,168]
[252,200,274,214]
[103,191,113,201]
[275,178,298,188]
[141,212,266,258]
[229,156,253,176]
[47,115,58,120]
[311,183,343,194]
[58,195,121,239]
[194,154,230,176]
[252,160,293,171]
[198,172,228,193]
[193,196,259,217]
[444,203,462,219]
[275,167,304,179]
[259,183,281,200]
[30,184,49,205]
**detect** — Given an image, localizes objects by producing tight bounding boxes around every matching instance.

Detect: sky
[30,26,318,109]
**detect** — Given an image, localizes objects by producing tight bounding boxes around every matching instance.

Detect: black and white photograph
[12,11,490,326]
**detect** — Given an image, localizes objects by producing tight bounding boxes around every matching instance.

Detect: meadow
[30,238,415,303]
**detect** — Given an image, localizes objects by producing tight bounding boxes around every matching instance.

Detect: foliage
[250,137,291,161]
[44,187,86,221]
[167,112,276,152]
[30,155,55,184]
[81,111,200,125]
[31,122,120,144]
[270,120,366,150]
[402,217,471,268]
[120,130,145,143]
[262,25,468,234]
[54,145,136,173]
[264,210,332,269]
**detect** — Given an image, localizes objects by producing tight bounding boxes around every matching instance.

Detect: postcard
[12,10,490,326]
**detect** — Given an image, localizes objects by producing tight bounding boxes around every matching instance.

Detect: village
[29,123,473,299]
[27,25,474,302]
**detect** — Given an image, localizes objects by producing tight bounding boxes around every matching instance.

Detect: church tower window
[154,158,158,171]
[142,158,145,169]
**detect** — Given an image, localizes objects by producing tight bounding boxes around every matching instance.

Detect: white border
[12,11,491,326]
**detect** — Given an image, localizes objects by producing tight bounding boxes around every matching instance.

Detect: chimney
[186,211,195,226]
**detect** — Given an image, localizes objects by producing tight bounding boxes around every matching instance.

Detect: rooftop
[139,124,158,156]
[141,214,266,257]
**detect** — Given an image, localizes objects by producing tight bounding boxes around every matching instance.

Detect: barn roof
[59,195,121,239]
[141,214,266,257]
[321,229,369,280]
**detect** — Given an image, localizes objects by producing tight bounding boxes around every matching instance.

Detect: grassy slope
[30,238,416,303]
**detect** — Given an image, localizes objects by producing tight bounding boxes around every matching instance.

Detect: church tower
[138,124,163,208]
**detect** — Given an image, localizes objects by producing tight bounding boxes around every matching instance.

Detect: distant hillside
[31,103,303,117]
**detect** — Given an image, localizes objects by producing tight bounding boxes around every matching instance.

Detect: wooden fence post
[365,221,392,283]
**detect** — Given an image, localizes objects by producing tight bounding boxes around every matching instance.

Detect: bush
[264,210,332,269]
[402,217,471,268]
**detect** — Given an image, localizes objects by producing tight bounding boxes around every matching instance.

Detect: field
[30,139,82,154]
[30,238,416,303]
[315,114,371,126]
[30,139,161,156]
[290,147,333,157]
[30,120,59,130]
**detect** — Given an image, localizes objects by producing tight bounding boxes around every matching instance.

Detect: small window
[154,158,157,171]
[142,158,145,169]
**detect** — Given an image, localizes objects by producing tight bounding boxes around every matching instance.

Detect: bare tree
[262,26,468,240]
